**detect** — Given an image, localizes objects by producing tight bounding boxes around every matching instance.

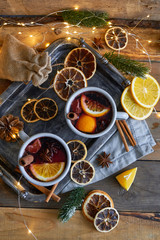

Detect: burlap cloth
[0,34,52,86]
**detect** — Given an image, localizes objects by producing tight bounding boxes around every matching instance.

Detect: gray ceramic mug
[65,87,128,138]
[18,132,71,187]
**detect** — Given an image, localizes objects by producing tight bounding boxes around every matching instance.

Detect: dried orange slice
[105,27,128,50]
[64,48,96,80]
[94,207,119,232]
[131,74,160,108]
[21,99,39,123]
[53,67,87,101]
[30,162,65,181]
[81,94,110,117]
[121,86,153,120]
[82,190,114,222]
[34,97,58,121]
[76,114,97,133]
[70,160,95,185]
[67,139,87,163]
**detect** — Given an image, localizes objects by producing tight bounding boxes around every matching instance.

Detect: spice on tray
[96,152,112,168]
[93,37,104,49]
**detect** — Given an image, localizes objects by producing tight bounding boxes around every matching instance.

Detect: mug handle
[116,112,129,120]
[19,130,30,142]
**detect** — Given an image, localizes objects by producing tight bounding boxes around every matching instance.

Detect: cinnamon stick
[45,182,59,203]
[119,121,135,146]
[30,182,61,202]
[116,120,129,152]
[122,120,137,146]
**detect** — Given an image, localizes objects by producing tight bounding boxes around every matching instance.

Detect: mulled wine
[22,137,67,182]
[69,91,113,134]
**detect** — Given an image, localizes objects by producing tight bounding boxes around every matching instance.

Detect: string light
[156,112,160,118]
[148,40,152,43]
[28,229,32,234]
[147,15,150,18]
[92,27,96,30]
[29,35,33,37]
[21,23,25,26]
[74,5,79,10]
[3,22,7,25]
[45,43,50,47]
[51,27,55,30]
[64,22,68,25]
[67,37,71,41]
[66,31,69,34]
[18,32,22,35]
[73,31,77,34]
[31,22,34,24]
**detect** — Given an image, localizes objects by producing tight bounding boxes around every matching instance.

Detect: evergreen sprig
[61,10,108,27]
[104,52,150,78]
[58,187,85,223]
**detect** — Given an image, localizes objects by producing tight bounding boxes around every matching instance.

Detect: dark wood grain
[1,160,160,212]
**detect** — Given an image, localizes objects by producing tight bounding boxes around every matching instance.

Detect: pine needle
[58,187,85,223]
[104,52,150,78]
[61,10,108,27]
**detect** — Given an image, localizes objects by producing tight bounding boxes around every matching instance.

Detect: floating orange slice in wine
[81,94,110,117]
[30,162,65,181]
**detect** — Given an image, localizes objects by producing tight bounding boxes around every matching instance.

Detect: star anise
[93,37,104,49]
[96,152,112,168]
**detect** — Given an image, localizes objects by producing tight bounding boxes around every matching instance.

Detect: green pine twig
[61,10,108,27]
[58,187,85,223]
[104,52,150,78]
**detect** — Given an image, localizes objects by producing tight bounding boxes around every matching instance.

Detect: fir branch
[58,187,85,223]
[104,52,150,78]
[61,10,108,27]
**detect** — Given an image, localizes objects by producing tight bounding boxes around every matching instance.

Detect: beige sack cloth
[0,34,52,86]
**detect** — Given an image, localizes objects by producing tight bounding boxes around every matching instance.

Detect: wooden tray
[0,37,129,201]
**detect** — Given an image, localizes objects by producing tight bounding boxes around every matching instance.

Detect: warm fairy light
[67,37,71,41]
[64,22,68,25]
[92,27,96,30]
[156,112,160,118]
[3,23,7,25]
[136,39,139,42]
[147,15,150,18]
[109,25,112,28]
[74,31,77,33]
[31,22,34,24]
[21,23,25,26]
[29,35,33,37]
[66,31,69,34]
[45,43,50,47]
[92,30,95,33]
[108,21,112,25]
[17,182,20,186]
[66,25,70,28]
[142,50,146,53]
[51,27,55,30]
[128,33,131,35]
[28,229,32,234]
[11,134,16,139]
[18,32,22,34]
[74,5,79,10]
[148,40,152,43]
[28,98,31,101]
[17,23,21,25]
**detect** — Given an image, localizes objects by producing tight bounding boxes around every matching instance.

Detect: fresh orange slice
[81,94,110,117]
[53,67,87,101]
[94,207,119,232]
[67,139,87,163]
[21,99,39,123]
[64,48,96,80]
[34,97,58,121]
[131,74,160,108]
[121,86,153,120]
[105,27,128,50]
[82,190,114,222]
[70,160,95,185]
[76,114,97,133]
[30,162,65,181]
[116,168,137,191]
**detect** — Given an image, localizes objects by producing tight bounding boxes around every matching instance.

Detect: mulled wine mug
[65,87,129,138]
[18,132,71,186]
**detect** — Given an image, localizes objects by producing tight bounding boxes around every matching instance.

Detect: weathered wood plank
[0,207,160,240]
[0,0,160,20]
[0,161,160,211]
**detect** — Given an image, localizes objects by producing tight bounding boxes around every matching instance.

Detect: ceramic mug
[18,132,71,186]
[65,87,128,138]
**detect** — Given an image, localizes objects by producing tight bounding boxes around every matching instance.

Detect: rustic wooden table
[0,22,160,240]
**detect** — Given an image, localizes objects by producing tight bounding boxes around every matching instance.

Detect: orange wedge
[116,168,137,191]
[76,114,97,133]
[30,162,65,181]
